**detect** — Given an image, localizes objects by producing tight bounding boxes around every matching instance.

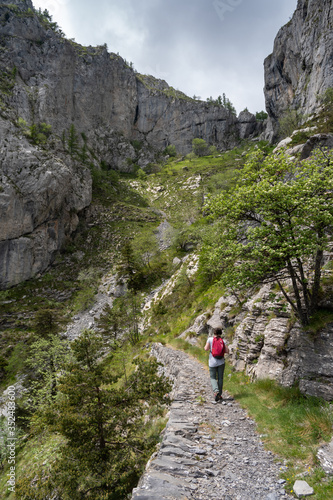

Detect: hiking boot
[214,393,220,402]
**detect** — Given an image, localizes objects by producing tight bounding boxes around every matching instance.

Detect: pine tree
[42,329,171,499]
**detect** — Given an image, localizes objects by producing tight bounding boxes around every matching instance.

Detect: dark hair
[214,328,222,337]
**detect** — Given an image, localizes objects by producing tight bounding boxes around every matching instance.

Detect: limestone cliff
[264,0,333,139]
[0,0,262,288]
[0,0,254,163]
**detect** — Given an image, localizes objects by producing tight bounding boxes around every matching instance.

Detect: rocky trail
[132,344,293,500]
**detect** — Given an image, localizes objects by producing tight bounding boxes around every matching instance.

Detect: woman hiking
[204,328,229,402]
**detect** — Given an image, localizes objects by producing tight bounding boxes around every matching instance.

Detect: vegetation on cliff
[202,148,333,326]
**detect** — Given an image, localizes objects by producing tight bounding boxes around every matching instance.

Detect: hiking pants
[209,364,225,396]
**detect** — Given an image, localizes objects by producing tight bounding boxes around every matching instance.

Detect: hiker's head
[214,328,222,337]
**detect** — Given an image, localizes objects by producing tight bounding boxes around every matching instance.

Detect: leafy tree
[96,301,125,345]
[164,144,177,157]
[33,308,60,338]
[173,224,201,252]
[192,138,209,157]
[201,148,333,325]
[206,93,236,114]
[221,93,236,115]
[132,231,160,269]
[256,110,268,121]
[23,308,69,413]
[39,329,171,499]
[25,334,69,413]
[67,124,80,155]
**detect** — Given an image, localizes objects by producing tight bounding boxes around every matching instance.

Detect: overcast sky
[31,0,298,115]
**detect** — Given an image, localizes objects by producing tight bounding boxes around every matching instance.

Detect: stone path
[132,344,293,500]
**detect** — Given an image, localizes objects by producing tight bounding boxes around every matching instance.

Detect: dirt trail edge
[132,343,293,500]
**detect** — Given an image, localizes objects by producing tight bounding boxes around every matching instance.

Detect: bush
[278,108,305,138]
[164,145,177,157]
[192,138,209,157]
[256,111,268,121]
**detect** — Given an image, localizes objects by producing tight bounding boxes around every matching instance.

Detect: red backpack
[211,336,225,359]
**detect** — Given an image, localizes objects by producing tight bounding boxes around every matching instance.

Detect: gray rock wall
[264,0,333,139]
[0,117,91,289]
[1,1,259,160]
[0,1,262,288]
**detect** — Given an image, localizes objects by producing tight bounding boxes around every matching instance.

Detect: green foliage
[90,165,120,198]
[0,68,16,96]
[206,93,236,115]
[255,110,268,121]
[0,355,8,381]
[226,367,333,464]
[202,148,333,325]
[172,224,201,251]
[33,329,172,499]
[119,235,169,293]
[136,167,147,180]
[317,87,333,132]
[24,334,69,414]
[67,124,80,155]
[33,308,60,338]
[278,108,305,138]
[164,144,177,157]
[34,7,64,36]
[17,119,52,145]
[289,130,312,146]
[4,342,29,385]
[192,138,209,157]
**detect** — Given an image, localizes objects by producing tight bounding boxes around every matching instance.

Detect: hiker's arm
[204,340,210,351]
[224,344,229,354]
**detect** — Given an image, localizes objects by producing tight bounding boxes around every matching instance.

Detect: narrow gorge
[0,0,333,499]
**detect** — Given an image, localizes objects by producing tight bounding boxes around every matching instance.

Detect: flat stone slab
[293,480,314,497]
[132,470,191,499]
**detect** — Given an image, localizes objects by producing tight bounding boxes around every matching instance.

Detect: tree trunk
[287,259,309,325]
[310,247,324,315]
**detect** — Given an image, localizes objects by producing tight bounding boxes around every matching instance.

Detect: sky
[31,0,298,115]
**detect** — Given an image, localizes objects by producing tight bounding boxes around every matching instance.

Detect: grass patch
[224,371,333,463]
[221,367,333,498]
[305,309,333,338]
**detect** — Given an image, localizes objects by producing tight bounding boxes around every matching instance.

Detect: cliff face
[0,0,94,289]
[0,0,250,161]
[264,0,333,139]
[0,0,261,288]
[0,122,92,289]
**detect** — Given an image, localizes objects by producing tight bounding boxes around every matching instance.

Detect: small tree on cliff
[201,148,333,326]
[192,138,209,157]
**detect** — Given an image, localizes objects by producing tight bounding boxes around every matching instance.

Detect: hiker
[204,328,229,402]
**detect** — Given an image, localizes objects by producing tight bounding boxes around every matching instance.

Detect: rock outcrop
[200,284,333,401]
[264,0,333,140]
[0,0,259,164]
[0,116,92,289]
